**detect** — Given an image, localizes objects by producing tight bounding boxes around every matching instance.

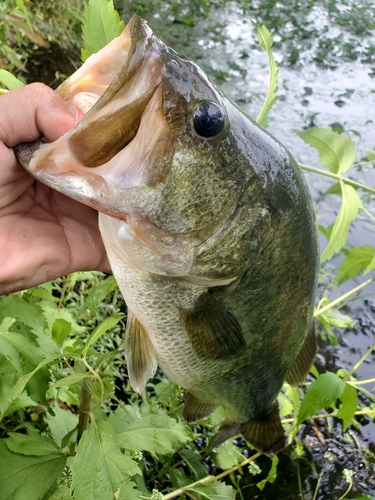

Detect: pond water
[120,0,375,498]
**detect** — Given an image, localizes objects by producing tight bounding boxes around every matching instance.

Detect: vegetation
[0,1,374,499]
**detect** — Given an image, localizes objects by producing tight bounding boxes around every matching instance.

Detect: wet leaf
[81,0,125,61]
[297,372,346,426]
[72,419,141,500]
[186,481,237,500]
[320,182,363,262]
[0,69,24,90]
[6,433,60,456]
[337,383,358,430]
[254,24,278,128]
[256,455,279,490]
[337,245,375,283]
[0,440,66,500]
[296,127,357,174]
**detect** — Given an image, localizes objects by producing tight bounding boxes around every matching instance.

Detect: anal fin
[286,322,316,387]
[124,310,157,394]
[240,403,285,453]
[182,391,217,423]
[180,293,246,360]
[209,420,241,449]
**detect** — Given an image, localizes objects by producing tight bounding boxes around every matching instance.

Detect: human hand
[0,83,110,295]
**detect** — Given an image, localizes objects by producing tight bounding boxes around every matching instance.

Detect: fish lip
[16,15,163,170]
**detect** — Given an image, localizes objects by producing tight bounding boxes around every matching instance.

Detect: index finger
[0,82,75,148]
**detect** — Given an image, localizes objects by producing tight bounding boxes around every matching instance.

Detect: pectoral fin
[180,293,246,360]
[182,391,217,423]
[286,323,316,387]
[240,403,285,453]
[124,310,157,393]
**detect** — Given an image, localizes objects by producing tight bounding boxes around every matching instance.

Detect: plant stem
[314,277,375,317]
[163,452,262,499]
[77,383,92,442]
[299,163,375,194]
[282,409,375,424]
[347,341,375,378]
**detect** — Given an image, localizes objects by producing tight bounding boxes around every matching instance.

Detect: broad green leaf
[117,479,142,500]
[212,440,246,469]
[320,182,363,262]
[0,440,66,500]
[11,351,79,400]
[113,404,191,457]
[0,68,24,90]
[81,0,125,61]
[72,419,141,500]
[278,390,294,417]
[6,433,60,456]
[0,372,37,420]
[365,148,375,161]
[256,455,279,491]
[53,372,93,388]
[82,315,124,356]
[179,449,210,480]
[52,318,72,349]
[297,372,346,426]
[43,482,71,500]
[44,402,79,447]
[187,481,237,500]
[365,252,375,275]
[337,245,375,284]
[255,24,278,128]
[296,127,357,174]
[337,383,358,430]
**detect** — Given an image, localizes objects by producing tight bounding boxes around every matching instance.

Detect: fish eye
[193,101,225,138]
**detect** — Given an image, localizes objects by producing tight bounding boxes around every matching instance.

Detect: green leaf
[365,252,375,275]
[82,315,124,356]
[81,0,125,61]
[72,419,141,500]
[320,182,363,262]
[117,479,142,500]
[43,482,71,500]
[11,351,79,401]
[6,433,60,456]
[44,402,79,447]
[256,455,279,491]
[0,68,24,90]
[296,127,357,174]
[337,245,375,283]
[179,449,210,480]
[365,148,375,161]
[52,318,72,349]
[337,383,358,430]
[254,24,278,128]
[187,481,237,500]
[112,404,191,457]
[53,372,93,388]
[0,440,66,500]
[212,440,246,469]
[297,372,346,426]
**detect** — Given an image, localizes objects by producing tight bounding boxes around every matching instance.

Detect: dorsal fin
[124,310,157,393]
[180,293,246,360]
[286,322,316,387]
[182,391,217,423]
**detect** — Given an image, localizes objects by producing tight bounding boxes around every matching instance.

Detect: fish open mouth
[16,15,168,216]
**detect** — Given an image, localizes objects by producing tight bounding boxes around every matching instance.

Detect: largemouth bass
[17,15,319,452]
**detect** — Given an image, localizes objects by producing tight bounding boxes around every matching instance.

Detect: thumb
[0,82,75,148]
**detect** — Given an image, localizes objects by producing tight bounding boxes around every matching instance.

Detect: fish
[16,15,319,452]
